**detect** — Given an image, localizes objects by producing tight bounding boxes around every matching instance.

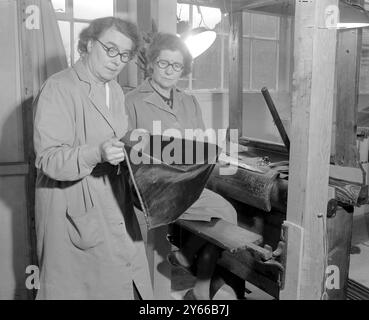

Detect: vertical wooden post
[145,0,177,300]
[156,0,177,33]
[334,28,362,167]
[229,11,243,137]
[136,0,153,85]
[280,0,338,300]
[19,0,38,300]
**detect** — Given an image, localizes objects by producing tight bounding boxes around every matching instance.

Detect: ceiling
[177,0,294,15]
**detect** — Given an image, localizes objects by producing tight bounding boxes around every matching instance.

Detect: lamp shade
[337,1,369,29]
[181,27,217,59]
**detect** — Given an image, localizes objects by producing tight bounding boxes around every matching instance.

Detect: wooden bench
[169,218,283,299]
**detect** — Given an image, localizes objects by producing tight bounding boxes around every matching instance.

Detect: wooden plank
[144,0,177,300]
[327,206,354,300]
[329,165,365,184]
[239,137,288,154]
[156,0,177,33]
[0,0,24,163]
[175,219,272,260]
[0,163,29,176]
[0,176,30,299]
[170,222,280,298]
[280,0,338,300]
[218,251,280,299]
[178,0,293,15]
[136,0,152,84]
[280,221,304,299]
[334,28,362,167]
[261,87,290,152]
[116,0,130,89]
[229,11,243,138]
[19,0,37,300]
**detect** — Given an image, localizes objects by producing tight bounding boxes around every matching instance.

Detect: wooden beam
[0,163,29,176]
[280,0,338,300]
[153,0,177,33]
[229,11,243,137]
[19,0,38,300]
[178,0,294,15]
[136,0,152,84]
[334,28,362,167]
[327,206,354,300]
[143,0,177,300]
[116,0,134,89]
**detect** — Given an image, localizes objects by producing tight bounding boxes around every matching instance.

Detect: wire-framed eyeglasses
[96,39,133,63]
[156,59,184,72]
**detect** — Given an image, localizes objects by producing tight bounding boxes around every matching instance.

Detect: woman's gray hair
[146,32,193,77]
[78,17,141,56]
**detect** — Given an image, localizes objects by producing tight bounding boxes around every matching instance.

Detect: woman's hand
[100,138,125,166]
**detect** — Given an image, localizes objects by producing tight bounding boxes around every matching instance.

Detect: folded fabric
[121,131,220,229]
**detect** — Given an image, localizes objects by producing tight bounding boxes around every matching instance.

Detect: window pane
[243,12,251,36]
[58,21,71,66]
[192,36,221,90]
[224,37,250,90]
[251,40,277,90]
[243,39,251,90]
[74,0,114,20]
[51,0,66,13]
[252,13,278,39]
[177,3,190,34]
[192,6,221,29]
[177,4,190,23]
[215,13,230,34]
[74,22,89,63]
[223,36,229,89]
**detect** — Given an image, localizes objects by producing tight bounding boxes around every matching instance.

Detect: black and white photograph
[1,0,369,305]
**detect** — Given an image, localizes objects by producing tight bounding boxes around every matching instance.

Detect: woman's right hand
[100,138,125,166]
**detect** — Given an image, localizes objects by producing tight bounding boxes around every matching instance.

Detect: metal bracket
[262,224,288,290]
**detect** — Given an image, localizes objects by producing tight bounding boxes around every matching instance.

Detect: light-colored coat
[125,79,205,134]
[125,79,237,224]
[33,60,153,300]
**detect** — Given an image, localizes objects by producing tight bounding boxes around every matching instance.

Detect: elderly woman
[125,33,238,300]
[33,17,153,299]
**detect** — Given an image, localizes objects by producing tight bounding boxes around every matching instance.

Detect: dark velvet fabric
[121,132,220,229]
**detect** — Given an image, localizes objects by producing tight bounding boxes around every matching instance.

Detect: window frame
[53,0,117,65]
[178,4,284,94]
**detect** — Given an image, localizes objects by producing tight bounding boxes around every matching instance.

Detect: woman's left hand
[100,138,125,166]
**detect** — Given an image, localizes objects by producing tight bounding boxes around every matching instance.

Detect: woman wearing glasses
[33,17,153,299]
[125,33,238,300]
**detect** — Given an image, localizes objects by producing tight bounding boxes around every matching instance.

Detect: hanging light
[332,1,369,29]
[181,27,217,59]
[176,4,219,59]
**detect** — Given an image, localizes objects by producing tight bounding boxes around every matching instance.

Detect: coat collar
[73,59,119,135]
[140,79,183,116]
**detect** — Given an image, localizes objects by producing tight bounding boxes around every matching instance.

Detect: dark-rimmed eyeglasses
[96,39,133,63]
[156,59,184,72]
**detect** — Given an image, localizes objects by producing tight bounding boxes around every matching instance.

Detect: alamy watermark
[25,264,341,292]
[128,123,239,176]
[25,5,40,30]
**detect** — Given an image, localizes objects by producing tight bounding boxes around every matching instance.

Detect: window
[177,3,283,92]
[51,0,115,66]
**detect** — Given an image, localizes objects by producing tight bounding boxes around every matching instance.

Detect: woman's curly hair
[78,17,141,56]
